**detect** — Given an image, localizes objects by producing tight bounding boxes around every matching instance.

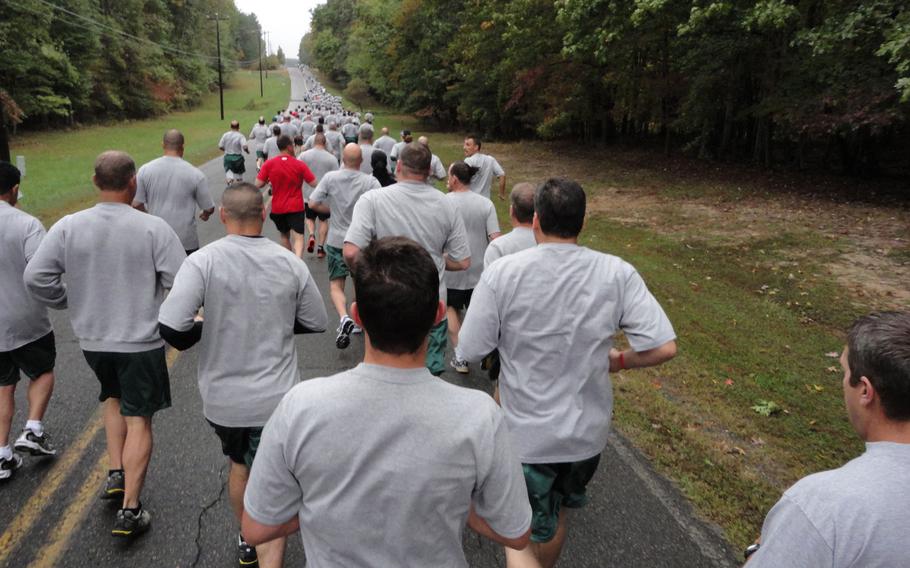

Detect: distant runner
[418,136,447,183]
[373,127,396,173]
[249,117,271,171]
[219,120,250,186]
[298,133,339,257]
[255,135,316,258]
[464,135,506,200]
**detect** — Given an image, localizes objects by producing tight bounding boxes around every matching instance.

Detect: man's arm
[498,174,507,201]
[153,225,187,290]
[23,222,68,310]
[199,208,214,221]
[445,255,470,272]
[343,242,361,269]
[467,508,530,550]
[294,272,328,334]
[308,200,330,215]
[158,260,205,349]
[456,276,500,362]
[609,340,677,373]
[196,175,216,221]
[241,512,300,547]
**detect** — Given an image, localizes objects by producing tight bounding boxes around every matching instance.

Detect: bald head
[381,127,389,136]
[93,151,136,191]
[510,182,536,224]
[342,143,363,169]
[314,133,327,148]
[163,129,184,152]
[230,120,240,130]
[417,136,429,146]
[221,183,264,224]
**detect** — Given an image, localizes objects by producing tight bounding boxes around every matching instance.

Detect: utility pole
[207,13,229,120]
[258,31,264,97]
[264,31,270,79]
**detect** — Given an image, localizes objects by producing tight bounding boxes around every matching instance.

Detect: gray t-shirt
[279,122,298,139]
[135,156,214,251]
[750,442,910,567]
[345,180,470,305]
[484,226,537,269]
[373,135,396,171]
[457,244,676,463]
[262,137,280,161]
[358,143,374,175]
[325,131,345,161]
[24,202,185,352]
[430,154,446,181]
[464,153,504,199]
[249,124,270,146]
[298,148,340,200]
[158,235,327,427]
[244,363,532,567]
[0,202,51,351]
[309,169,381,249]
[444,191,499,291]
[219,131,247,155]
[300,120,316,139]
[389,141,407,164]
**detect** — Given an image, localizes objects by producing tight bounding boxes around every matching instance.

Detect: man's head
[533,178,585,239]
[342,143,363,169]
[417,135,429,146]
[93,151,136,193]
[463,135,481,157]
[258,116,265,125]
[314,133,327,148]
[351,237,442,355]
[283,115,291,123]
[842,311,910,438]
[277,135,294,154]
[162,129,185,156]
[0,161,21,206]
[381,127,389,136]
[397,143,431,180]
[401,129,412,143]
[272,125,282,137]
[329,122,338,131]
[219,182,265,233]
[509,182,536,225]
[230,120,240,131]
[447,161,478,190]
[359,124,374,143]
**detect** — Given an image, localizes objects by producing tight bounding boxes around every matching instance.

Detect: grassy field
[10,69,290,225]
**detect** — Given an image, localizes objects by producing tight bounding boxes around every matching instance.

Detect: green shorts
[524,454,602,543]
[207,420,263,468]
[0,332,56,387]
[223,153,245,175]
[326,244,349,280]
[83,347,171,417]
[425,319,447,376]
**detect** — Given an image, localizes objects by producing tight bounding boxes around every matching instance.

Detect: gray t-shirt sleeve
[485,202,500,237]
[472,402,532,538]
[158,260,204,332]
[195,173,215,211]
[23,218,46,262]
[456,273,500,362]
[244,396,303,525]
[619,268,676,351]
[153,225,187,290]
[309,177,329,205]
[443,202,471,262]
[749,494,833,566]
[296,269,328,332]
[483,243,501,270]
[23,219,68,309]
[344,195,374,248]
[492,158,504,177]
[218,133,227,149]
[134,169,148,206]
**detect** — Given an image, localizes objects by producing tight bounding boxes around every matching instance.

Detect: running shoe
[351,324,363,335]
[0,452,23,480]
[336,317,355,349]
[450,357,469,374]
[317,245,326,259]
[307,235,316,253]
[112,508,151,538]
[238,533,259,566]
[14,429,57,456]
[101,470,125,500]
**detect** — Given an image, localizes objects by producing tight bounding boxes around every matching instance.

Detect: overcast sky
[234,1,326,57]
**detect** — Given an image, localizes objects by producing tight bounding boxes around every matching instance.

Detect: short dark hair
[510,182,536,224]
[314,133,327,146]
[398,143,431,177]
[0,161,21,195]
[277,135,294,151]
[466,135,482,150]
[535,178,585,238]
[94,151,136,191]
[163,129,184,150]
[449,161,479,186]
[847,311,910,421]
[272,125,281,136]
[221,182,264,222]
[352,237,439,355]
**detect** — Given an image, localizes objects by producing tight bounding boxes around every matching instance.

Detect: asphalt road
[0,68,741,568]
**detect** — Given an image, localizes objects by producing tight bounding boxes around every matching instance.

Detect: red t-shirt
[257,154,316,214]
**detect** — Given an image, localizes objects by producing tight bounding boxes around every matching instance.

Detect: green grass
[11,70,290,224]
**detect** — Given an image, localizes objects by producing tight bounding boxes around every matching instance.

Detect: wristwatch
[744,543,761,559]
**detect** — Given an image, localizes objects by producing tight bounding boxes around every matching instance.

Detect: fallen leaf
[751,400,782,417]
[826,366,839,373]
[825,351,840,358]
[725,378,734,386]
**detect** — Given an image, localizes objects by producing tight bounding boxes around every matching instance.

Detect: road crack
[190,463,228,567]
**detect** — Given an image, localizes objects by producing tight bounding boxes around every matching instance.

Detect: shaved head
[381,127,389,135]
[230,120,240,130]
[342,143,363,168]
[510,182,536,223]
[398,143,431,178]
[314,133,327,147]
[163,129,184,151]
[417,136,429,145]
[93,151,136,191]
[221,183,263,222]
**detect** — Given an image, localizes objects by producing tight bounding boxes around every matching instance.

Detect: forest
[300,0,910,177]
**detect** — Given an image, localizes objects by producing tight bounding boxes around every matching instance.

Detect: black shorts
[269,211,307,234]
[304,202,330,221]
[447,288,473,311]
[207,420,263,468]
[82,347,171,417]
[0,332,56,387]
[185,248,198,256]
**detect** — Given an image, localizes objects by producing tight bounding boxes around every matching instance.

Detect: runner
[300,113,316,141]
[134,129,215,256]
[241,237,531,566]
[278,115,298,140]
[325,122,345,163]
[308,144,381,350]
[262,125,282,162]
[0,161,57,480]
[298,133,339,257]
[444,161,501,374]
[219,120,250,186]
[249,117,271,171]
[357,124,375,175]
[389,130,412,171]
[464,135,506,200]
[341,117,358,144]
[344,142,471,376]
[24,151,185,537]
[418,136,446,182]
[255,135,316,259]
[373,127,396,173]
[159,183,327,568]
[456,178,678,568]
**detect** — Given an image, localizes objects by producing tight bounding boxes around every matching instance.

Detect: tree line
[300,0,910,177]
[0,0,281,161]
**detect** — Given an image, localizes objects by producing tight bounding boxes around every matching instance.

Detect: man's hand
[199,209,213,222]
[609,348,623,373]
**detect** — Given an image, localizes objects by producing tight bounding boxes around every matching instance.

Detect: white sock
[0,445,11,460]
[25,420,43,436]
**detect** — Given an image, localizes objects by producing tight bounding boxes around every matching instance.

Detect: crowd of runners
[1,65,908,568]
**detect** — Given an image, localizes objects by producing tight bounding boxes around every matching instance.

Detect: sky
[233,0,326,58]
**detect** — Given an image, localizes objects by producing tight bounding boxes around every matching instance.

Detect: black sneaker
[112,508,151,538]
[14,429,57,456]
[238,534,259,566]
[101,470,125,501]
[336,317,355,349]
[0,453,23,480]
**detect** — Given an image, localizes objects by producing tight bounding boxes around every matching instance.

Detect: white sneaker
[14,429,56,456]
[351,324,363,335]
[450,357,469,374]
[0,452,23,480]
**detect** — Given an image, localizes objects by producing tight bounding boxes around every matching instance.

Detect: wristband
[619,351,625,370]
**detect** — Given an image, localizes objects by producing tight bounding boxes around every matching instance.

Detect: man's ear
[859,376,876,408]
[351,302,363,328]
[219,207,227,225]
[434,301,446,326]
